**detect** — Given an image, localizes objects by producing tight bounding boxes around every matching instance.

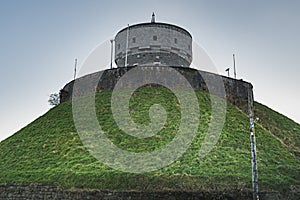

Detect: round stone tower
[114,13,193,67]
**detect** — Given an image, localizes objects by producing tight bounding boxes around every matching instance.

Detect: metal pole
[125,24,129,67]
[233,54,236,79]
[226,68,230,77]
[110,39,114,69]
[74,58,77,80]
[233,54,238,105]
[248,87,259,200]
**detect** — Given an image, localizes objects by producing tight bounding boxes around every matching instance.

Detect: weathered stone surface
[60,66,253,112]
[0,183,298,200]
[115,22,192,67]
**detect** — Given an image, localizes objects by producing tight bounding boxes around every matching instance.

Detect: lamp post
[248,87,260,200]
[225,68,230,77]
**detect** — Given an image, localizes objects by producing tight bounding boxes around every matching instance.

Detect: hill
[0,87,299,198]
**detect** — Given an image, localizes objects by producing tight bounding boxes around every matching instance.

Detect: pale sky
[1,0,299,142]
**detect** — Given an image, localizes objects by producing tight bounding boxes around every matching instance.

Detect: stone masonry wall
[116,51,190,67]
[115,23,192,67]
[60,66,253,112]
[1,183,298,200]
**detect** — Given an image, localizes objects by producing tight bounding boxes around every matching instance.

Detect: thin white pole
[233,54,236,79]
[74,58,77,80]
[110,39,114,69]
[248,87,259,200]
[233,54,238,104]
[125,24,129,67]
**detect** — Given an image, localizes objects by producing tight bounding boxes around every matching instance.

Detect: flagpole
[110,39,114,69]
[233,54,236,79]
[74,58,77,80]
[125,24,129,67]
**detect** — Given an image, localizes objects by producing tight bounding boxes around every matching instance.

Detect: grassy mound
[0,88,299,193]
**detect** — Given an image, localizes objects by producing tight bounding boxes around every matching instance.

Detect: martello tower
[60,14,253,110]
[114,13,193,67]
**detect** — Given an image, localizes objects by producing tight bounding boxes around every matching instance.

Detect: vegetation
[48,93,60,106]
[0,87,299,193]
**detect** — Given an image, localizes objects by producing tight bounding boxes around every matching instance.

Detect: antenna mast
[110,39,114,69]
[74,58,77,80]
[248,87,260,200]
[233,54,236,79]
[125,24,129,67]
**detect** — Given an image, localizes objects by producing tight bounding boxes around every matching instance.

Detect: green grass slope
[0,88,299,193]
[254,102,300,159]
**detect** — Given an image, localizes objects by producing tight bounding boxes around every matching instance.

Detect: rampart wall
[60,66,253,111]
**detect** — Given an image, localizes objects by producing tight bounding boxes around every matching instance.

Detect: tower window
[188,45,191,50]
[153,35,157,41]
[174,38,177,44]
[117,44,120,50]
[132,37,136,43]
